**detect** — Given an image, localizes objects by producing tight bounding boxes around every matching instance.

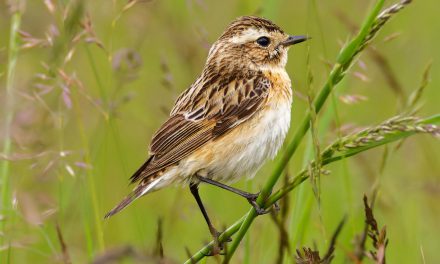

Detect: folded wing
[130,73,272,183]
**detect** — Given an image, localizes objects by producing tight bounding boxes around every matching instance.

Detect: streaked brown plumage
[105,16,307,251]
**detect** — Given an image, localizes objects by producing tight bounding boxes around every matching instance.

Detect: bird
[105,15,307,252]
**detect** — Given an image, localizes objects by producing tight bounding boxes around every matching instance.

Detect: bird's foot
[246,192,280,215]
[203,230,232,256]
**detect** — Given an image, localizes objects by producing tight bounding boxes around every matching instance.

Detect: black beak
[281,35,310,47]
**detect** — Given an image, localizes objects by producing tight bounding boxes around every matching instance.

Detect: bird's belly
[186,98,292,183]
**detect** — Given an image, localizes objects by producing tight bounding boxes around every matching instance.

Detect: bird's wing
[130,73,271,183]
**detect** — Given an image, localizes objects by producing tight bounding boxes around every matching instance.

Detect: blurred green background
[0,0,439,263]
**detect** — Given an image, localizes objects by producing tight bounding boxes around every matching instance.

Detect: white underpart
[210,97,292,182]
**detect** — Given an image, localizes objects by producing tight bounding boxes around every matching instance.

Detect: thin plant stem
[71,85,105,254]
[223,0,387,261]
[1,4,22,260]
[268,114,440,204]
[185,113,439,263]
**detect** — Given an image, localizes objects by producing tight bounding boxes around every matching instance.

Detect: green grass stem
[222,1,386,261]
[1,5,22,262]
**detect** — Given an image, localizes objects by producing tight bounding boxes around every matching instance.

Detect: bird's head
[206,16,308,72]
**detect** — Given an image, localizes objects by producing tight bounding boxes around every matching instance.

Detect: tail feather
[104,178,161,219]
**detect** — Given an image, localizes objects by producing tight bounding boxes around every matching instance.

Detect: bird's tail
[104,178,160,219]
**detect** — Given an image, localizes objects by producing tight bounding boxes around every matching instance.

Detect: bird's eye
[256,36,270,47]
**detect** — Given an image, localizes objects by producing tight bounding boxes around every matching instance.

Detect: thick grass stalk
[185,113,439,263]
[223,0,387,261]
[181,0,420,261]
[1,3,22,249]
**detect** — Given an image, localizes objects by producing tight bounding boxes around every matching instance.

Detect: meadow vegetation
[0,0,439,263]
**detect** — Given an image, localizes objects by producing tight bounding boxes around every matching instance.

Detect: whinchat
[106,16,307,248]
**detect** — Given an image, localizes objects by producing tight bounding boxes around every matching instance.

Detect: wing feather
[130,72,271,183]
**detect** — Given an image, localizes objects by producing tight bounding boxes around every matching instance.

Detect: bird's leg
[189,182,230,256]
[195,175,278,215]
